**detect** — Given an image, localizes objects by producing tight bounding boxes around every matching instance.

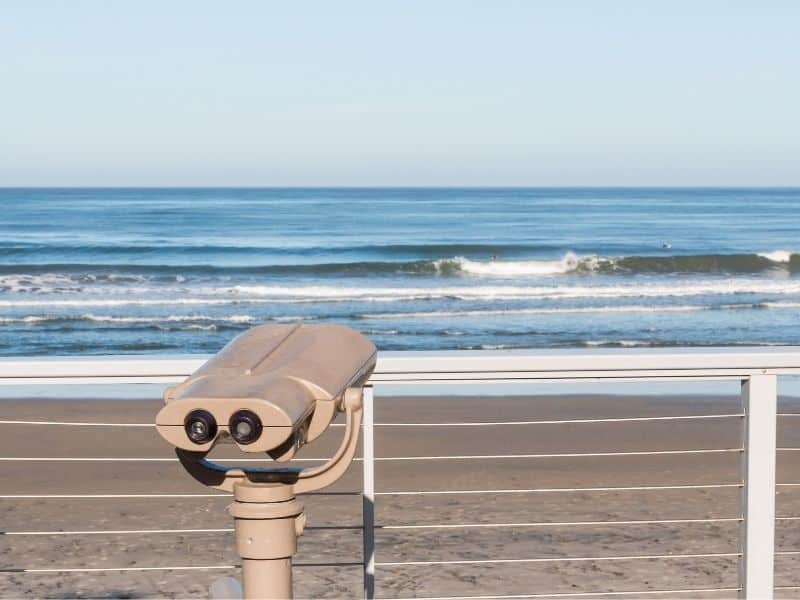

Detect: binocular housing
[155,323,376,462]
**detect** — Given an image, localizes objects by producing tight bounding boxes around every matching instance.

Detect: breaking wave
[435,253,581,276]
[435,250,800,277]
[0,251,797,286]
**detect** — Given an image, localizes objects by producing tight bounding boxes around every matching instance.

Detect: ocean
[0,187,799,356]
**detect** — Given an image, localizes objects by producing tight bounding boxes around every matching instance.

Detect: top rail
[1,347,800,385]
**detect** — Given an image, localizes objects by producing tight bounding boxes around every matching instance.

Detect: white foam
[0,298,243,308]
[0,273,152,294]
[0,274,83,294]
[270,315,314,322]
[3,278,800,308]
[364,305,709,320]
[227,315,255,323]
[0,316,52,323]
[81,314,204,324]
[0,314,256,324]
[584,340,653,347]
[439,253,582,277]
[758,250,794,262]
[761,301,800,309]
[360,329,399,335]
[228,280,800,301]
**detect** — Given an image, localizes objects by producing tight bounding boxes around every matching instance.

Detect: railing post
[739,374,777,599]
[362,386,376,600]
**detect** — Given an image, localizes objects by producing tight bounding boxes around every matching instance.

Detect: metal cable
[378,517,741,530]
[0,448,744,462]
[391,588,743,600]
[366,414,745,427]
[376,552,741,567]
[376,483,742,496]
[0,413,746,427]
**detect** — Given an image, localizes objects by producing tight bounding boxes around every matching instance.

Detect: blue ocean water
[0,187,799,356]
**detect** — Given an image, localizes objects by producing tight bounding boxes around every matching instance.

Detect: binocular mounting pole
[176,389,364,600]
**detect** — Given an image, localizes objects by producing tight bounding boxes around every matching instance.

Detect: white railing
[1,347,799,599]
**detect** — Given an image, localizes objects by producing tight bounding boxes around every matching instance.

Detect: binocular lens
[229,410,262,445]
[184,410,217,444]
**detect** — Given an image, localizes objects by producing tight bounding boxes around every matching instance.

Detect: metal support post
[362,386,376,600]
[739,374,777,599]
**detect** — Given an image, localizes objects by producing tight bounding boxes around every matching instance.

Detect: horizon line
[2,185,800,190]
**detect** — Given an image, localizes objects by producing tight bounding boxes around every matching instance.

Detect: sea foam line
[0,314,265,325]
[363,301,800,320]
[229,280,800,300]
[3,279,800,308]
[362,305,710,320]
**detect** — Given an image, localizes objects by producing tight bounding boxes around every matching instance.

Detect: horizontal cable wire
[0,484,739,500]
[0,449,743,462]
[368,449,743,461]
[363,414,745,427]
[1,518,736,536]
[377,483,742,496]
[1,555,746,573]
[0,565,237,573]
[378,517,741,530]
[0,562,361,574]
[2,524,361,536]
[0,457,319,464]
[3,528,232,536]
[0,491,358,498]
[394,588,743,600]
[0,420,152,427]
[0,493,232,499]
[376,552,741,567]
[0,413,747,428]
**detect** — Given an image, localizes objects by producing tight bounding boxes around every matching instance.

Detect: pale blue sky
[1,1,798,186]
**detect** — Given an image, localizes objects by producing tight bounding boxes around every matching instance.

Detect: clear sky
[1,1,798,186]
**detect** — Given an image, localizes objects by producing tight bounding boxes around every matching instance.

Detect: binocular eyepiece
[184,409,217,444]
[184,409,263,445]
[228,409,262,444]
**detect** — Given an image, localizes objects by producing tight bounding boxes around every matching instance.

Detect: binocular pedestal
[174,387,365,599]
[228,482,307,600]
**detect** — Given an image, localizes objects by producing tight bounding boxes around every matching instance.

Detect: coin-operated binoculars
[155,323,376,600]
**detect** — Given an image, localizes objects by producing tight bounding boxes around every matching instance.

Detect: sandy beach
[1,393,799,599]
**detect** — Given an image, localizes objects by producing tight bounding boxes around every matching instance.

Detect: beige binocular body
[156,323,376,462]
[155,323,377,599]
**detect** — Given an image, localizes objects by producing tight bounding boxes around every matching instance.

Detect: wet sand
[1,394,800,599]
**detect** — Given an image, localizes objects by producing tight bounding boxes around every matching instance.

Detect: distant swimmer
[661,243,672,250]
[491,253,497,260]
